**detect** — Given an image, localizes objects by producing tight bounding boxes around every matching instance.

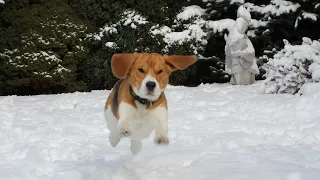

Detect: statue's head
[235,6,251,34]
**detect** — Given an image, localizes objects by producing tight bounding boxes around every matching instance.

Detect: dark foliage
[1,0,319,95]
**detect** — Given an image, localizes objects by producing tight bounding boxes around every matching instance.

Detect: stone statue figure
[225,6,259,85]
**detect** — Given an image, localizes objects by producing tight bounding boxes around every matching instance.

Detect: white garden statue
[225,5,259,85]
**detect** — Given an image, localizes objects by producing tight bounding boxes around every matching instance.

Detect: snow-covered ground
[1,81,320,180]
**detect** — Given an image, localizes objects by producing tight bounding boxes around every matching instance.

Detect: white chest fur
[104,101,168,141]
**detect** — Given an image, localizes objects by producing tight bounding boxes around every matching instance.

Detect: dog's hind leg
[130,140,142,155]
[109,132,120,147]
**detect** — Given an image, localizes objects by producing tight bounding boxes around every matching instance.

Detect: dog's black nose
[146,81,156,91]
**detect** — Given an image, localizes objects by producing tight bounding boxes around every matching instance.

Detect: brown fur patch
[163,55,197,71]
[111,53,137,79]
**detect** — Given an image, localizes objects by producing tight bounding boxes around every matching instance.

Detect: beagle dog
[104,53,197,154]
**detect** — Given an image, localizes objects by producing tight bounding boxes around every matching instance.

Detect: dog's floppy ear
[163,55,197,72]
[111,53,137,79]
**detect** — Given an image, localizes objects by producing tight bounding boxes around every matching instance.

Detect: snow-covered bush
[262,37,320,94]
[90,7,209,55]
[0,0,90,95]
[150,18,207,55]
[84,10,152,90]
[87,8,207,89]
[2,0,320,95]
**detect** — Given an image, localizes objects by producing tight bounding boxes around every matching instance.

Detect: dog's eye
[138,68,144,73]
[157,70,163,74]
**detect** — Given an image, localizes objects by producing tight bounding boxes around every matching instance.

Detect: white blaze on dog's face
[111,53,197,101]
[134,74,162,101]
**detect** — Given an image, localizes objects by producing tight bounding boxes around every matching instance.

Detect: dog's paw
[118,128,132,138]
[117,120,132,138]
[154,136,169,145]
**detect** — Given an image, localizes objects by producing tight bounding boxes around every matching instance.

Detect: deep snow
[1,81,320,180]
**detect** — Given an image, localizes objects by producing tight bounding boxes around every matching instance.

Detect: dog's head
[111,53,197,101]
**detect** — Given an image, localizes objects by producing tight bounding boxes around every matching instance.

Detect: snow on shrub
[150,5,270,55]
[176,5,207,20]
[150,17,207,54]
[262,37,320,94]
[2,19,86,78]
[245,0,300,17]
[92,5,273,55]
[91,10,149,47]
[149,5,208,54]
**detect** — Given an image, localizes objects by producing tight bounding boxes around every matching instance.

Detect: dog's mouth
[146,91,154,96]
[143,90,161,102]
[132,86,159,101]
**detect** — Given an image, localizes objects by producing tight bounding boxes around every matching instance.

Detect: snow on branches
[262,37,320,94]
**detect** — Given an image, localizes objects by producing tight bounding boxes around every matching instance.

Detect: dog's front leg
[117,103,135,138]
[117,118,132,138]
[154,107,169,145]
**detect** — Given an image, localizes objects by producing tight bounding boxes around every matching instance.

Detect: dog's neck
[129,85,154,108]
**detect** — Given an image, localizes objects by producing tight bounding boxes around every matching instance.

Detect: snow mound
[299,82,320,95]
[309,63,320,82]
